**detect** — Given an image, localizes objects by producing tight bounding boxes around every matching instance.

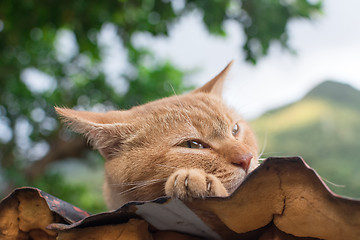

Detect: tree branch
[25,135,89,181]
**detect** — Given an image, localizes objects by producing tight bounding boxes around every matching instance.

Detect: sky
[133,0,360,119]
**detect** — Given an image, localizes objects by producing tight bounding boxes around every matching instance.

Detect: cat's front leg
[165,168,228,200]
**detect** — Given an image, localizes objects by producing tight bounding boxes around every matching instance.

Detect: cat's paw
[165,168,228,200]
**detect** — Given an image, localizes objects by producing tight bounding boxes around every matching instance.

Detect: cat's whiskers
[116,178,167,197]
[257,131,268,160]
[168,82,197,133]
[111,178,167,187]
[319,175,345,188]
[117,184,149,196]
[180,109,197,133]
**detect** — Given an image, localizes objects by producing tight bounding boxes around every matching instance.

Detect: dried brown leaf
[57,219,152,240]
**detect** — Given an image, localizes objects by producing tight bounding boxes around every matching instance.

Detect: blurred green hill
[252,80,360,199]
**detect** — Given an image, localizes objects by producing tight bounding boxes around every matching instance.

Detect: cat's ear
[192,60,233,96]
[55,107,131,159]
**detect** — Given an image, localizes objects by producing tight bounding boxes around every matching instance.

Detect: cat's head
[56,61,258,208]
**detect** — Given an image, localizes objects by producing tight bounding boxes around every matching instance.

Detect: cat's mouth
[224,172,248,195]
[226,181,242,195]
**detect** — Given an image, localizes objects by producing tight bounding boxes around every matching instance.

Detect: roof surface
[1,157,359,240]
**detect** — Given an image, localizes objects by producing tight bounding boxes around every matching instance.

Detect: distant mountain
[251,80,360,199]
[305,80,360,109]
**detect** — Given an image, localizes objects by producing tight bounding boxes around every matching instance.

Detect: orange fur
[56,62,259,210]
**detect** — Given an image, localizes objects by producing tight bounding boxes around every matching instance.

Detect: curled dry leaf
[57,219,152,240]
[1,157,360,240]
[0,189,60,240]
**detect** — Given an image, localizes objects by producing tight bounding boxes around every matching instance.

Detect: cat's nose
[231,153,253,172]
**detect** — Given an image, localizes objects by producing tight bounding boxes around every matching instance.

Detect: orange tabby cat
[56,61,258,210]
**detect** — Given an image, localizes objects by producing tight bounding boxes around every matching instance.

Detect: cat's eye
[179,140,207,149]
[232,123,240,136]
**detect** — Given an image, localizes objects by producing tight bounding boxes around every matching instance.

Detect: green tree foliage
[0,0,322,212]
